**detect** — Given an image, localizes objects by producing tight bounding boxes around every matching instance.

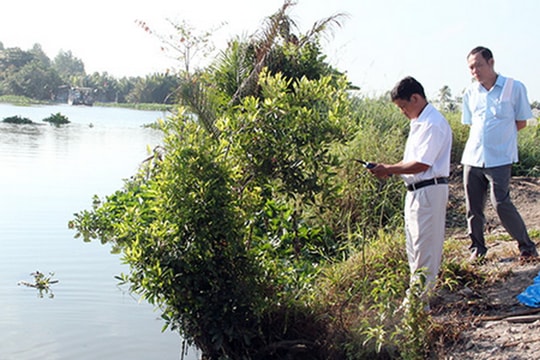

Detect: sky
[1,0,539,101]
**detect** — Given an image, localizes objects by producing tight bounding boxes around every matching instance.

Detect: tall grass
[443,111,468,165]
[308,98,433,358]
[516,123,540,176]
[312,230,434,359]
[325,97,408,241]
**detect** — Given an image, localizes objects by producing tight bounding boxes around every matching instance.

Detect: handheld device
[355,159,376,169]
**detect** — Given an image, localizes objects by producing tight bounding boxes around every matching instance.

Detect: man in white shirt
[370,76,452,303]
[461,46,538,262]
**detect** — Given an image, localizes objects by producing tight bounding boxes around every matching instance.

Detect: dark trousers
[463,164,537,255]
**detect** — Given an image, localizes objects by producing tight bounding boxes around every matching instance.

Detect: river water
[0,103,199,360]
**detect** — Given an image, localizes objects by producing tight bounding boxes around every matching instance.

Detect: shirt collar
[414,103,433,122]
[476,74,506,92]
[494,74,506,88]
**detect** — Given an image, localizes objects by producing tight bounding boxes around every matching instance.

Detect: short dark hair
[468,46,493,62]
[390,76,426,102]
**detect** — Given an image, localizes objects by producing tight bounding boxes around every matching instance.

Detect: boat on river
[68,86,95,106]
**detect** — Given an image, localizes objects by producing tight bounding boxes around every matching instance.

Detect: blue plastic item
[517,271,540,308]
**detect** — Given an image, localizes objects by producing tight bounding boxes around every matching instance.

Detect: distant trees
[436,85,458,112]
[0,43,179,104]
[126,73,180,104]
[52,50,85,80]
[7,62,63,100]
[0,45,62,100]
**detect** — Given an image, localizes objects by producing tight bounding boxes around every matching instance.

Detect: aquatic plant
[43,112,70,125]
[18,271,59,298]
[2,115,33,124]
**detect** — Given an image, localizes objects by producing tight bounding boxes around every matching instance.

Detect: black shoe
[519,250,539,263]
[469,248,486,264]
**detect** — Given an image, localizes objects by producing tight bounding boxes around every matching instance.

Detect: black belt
[406,177,448,191]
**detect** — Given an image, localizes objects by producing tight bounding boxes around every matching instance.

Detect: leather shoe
[469,248,486,264]
[519,249,539,263]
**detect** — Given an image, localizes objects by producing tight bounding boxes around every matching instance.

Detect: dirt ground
[434,166,540,359]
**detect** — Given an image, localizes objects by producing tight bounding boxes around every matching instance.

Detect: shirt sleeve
[418,125,445,166]
[461,89,472,125]
[411,122,446,166]
[513,81,533,121]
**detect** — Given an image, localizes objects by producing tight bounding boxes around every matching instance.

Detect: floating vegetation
[2,115,34,124]
[43,112,70,126]
[18,271,59,298]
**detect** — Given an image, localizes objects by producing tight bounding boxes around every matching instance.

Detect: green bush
[71,70,358,359]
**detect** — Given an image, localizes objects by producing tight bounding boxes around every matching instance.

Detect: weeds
[314,231,423,358]
[2,115,33,124]
[18,271,59,298]
[43,112,70,126]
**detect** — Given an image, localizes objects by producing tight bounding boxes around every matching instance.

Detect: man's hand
[369,163,392,179]
[516,120,527,131]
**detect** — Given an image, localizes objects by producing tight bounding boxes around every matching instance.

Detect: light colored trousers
[404,184,448,295]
